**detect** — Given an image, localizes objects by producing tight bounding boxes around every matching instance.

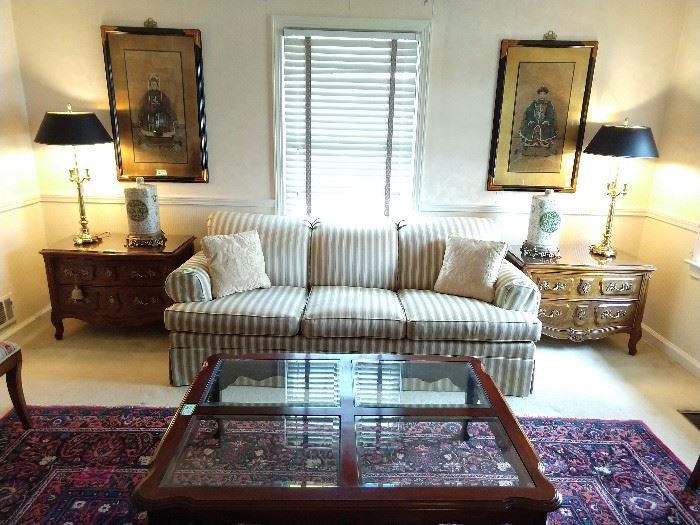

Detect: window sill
[685,258,700,280]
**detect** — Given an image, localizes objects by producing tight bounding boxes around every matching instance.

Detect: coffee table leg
[461,420,471,441]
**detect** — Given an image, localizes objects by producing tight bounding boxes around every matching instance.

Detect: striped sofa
[164,212,542,396]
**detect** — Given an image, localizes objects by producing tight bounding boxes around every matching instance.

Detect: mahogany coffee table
[134,353,561,524]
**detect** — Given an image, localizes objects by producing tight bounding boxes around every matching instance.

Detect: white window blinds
[281,29,420,218]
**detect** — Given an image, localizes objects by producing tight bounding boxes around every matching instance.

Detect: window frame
[272,16,431,217]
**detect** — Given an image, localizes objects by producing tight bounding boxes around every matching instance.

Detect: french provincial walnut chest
[506,244,655,355]
[40,234,194,340]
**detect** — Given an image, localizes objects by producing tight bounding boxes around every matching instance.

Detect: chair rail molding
[0,196,41,214]
[40,193,275,209]
[419,202,649,218]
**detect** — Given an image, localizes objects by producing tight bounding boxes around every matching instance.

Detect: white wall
[5,0,698,369]
[0,0,49,335]
[11,1,684,227]
[640,0,700,372]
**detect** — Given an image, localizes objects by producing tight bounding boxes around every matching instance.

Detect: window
[275,24,426,218]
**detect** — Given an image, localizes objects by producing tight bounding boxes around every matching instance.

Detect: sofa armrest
[493,260,540,314]
[164,251,213,303]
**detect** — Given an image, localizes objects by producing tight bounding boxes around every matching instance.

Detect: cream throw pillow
[201,230,271,298]
[433,236,507,302]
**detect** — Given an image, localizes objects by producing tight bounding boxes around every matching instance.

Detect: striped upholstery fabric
[164,251,213,303]
[167,335,535,395]
[164,286,307,336]
[207,212,310,287]
[302,286,405,339]
[494,260,541,314]
[309,220,398,289]
[397,217,501,290]
[0,341,20,363]
[398,289,541,342]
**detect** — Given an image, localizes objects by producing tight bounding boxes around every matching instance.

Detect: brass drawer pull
[133,297,158,306]
[69,285,89,303]
[538,308,563,319]
[605,281,633,293]
[600,309,628,320]
[538,280,568,292]
[577,281,592,295]
[130,269,157,280]
[64,267,90,279]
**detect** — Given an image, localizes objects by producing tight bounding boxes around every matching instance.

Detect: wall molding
[0,305,51,341]
[647,209,699,233]
[0,196,41,214]
[642,324,700,380]
[685,258,700,280]
[419,202,649,218]
[27,194,700,232]
[40,193,275,209]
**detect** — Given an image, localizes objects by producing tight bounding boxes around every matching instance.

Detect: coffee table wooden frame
[135,353,561,524]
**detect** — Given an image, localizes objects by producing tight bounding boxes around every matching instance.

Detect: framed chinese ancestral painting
[487,40,597,192]
[101,26,208,182]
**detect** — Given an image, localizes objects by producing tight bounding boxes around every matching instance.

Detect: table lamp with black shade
[584,119,659,258]
[34,104,113,245]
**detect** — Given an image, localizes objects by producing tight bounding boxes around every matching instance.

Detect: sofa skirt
[168,332,536,397]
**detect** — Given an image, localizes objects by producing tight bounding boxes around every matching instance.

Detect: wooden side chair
[0,341,31,428]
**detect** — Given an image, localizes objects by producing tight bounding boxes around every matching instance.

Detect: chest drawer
[118,264,166,285]
[57,285,167,313]
[529,271,643,300]
[101,287,167,313]
[56,260,118,285]
[539,299,637,329]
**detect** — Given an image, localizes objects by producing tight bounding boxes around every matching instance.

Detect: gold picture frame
[101,26,208,183]
[487,40,597,192]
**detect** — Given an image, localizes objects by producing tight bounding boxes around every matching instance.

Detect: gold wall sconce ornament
[583,119,659,258]
[34,104,113,245]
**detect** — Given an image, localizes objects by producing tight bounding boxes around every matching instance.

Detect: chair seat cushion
[164,286,307,336]
[302,286,406,339]
[398,289,541,342]
[0,341,20,363]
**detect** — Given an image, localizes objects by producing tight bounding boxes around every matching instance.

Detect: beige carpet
[2,314,699,470]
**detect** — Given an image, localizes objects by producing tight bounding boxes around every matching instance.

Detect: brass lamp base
[590,241,616,258]
[73,231,101,245]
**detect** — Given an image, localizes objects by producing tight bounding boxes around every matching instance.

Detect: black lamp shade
[34,112,112,146]
[584,124,659,158]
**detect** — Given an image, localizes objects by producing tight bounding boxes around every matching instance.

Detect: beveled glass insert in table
[161,415,340,488]
[202,359,341,407]
[355,416,533,488]
[353,360,490,408]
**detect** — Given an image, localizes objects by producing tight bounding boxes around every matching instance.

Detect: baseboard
[0,305,51,341]
[642,324,700,379]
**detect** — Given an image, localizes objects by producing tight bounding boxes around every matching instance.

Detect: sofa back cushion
[397,217,501,290]
[309,220,398,290]
[207,211,310,288]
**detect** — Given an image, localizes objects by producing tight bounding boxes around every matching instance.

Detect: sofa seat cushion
[302,286,406,339]
[164,286,307,336]
[398,289,541,342]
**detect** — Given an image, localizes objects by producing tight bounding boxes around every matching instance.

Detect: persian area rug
[0,407,699,525]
